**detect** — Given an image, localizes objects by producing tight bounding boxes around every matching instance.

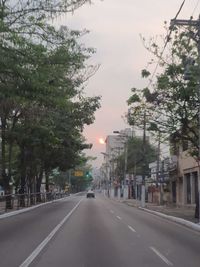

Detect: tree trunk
[45,170,51,201]
[1,116,13,209]
[45,170,49,192]
[36,168,43,202]
[19,146,26,207]
[8,112,20,186]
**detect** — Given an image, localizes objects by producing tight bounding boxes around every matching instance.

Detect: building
[101,128,135,198]
[148,158,170,204]
[169,137,199,207]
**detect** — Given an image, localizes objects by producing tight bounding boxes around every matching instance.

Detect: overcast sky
[57,0,200,167]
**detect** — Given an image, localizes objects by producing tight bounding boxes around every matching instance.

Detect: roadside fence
[0,192,69,214]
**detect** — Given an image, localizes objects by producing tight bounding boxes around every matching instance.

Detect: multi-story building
[101,128,135,198]
[169,137,199,207]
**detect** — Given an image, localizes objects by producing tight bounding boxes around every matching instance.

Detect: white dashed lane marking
[116,216,122,220]
[150,246,173,266]
[128,225,136,233]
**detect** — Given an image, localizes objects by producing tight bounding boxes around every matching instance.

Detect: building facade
[169,139,199,207]
[148,159,170,204]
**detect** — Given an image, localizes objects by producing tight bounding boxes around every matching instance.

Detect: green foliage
[141,69,151,78]
[70,165,93,192]
[127,137,157,174]
[127,94,141,105]
[138,26,199,158]
[115,136,157,178]
[148,122,159,132]
[0,0,101,194]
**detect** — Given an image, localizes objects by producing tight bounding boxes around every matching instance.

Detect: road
[0,193,200,267]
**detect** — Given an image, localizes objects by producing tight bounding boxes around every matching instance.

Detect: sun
[99,138,105,144]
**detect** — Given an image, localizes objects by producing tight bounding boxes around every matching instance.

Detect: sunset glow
[99,138,105,144]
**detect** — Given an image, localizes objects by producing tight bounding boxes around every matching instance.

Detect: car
[86,190,95,198]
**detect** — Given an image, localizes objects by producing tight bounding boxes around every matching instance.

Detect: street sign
[74,170,84,177]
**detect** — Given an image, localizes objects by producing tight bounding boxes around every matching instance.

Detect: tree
[127,75,161,184]
[127,137,157,175]
[141,25,199,158]
[70,162,93,193]
[0,0,101,203]
[115,136,157,179]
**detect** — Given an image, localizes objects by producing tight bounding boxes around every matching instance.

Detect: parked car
[86,190,95,198]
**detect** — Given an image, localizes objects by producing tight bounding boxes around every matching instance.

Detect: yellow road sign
[74,170,84,177]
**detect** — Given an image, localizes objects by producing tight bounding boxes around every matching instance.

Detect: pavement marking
[150,246,173,266]
[140,207,200,234]
[116,216,122,220]
[0,195,79,220]
[128,225,136,232]
[19,198,83,267]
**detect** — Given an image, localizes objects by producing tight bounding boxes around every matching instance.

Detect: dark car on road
[86,190,95,198]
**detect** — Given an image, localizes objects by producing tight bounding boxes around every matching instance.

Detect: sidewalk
[120,198,198,224]
[0,194,71,219]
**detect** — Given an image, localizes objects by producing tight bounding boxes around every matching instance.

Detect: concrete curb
[139,207,200,233]
[122,201,140,208]
[0,194,78,220]
[110,197,200,232]
[102,195,200,233]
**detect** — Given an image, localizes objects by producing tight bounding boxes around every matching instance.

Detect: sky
[57,0,200,168]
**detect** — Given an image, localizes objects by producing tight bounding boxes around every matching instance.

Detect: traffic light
[85,171,92,179]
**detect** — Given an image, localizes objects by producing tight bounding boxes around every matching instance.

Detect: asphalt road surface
[0,193,200,267]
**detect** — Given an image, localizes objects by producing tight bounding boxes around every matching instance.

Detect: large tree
[0,0,101,200]
[128,24,199,158]
[114,136,157,180]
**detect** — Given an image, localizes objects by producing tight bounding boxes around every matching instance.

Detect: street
[0,193,200,267]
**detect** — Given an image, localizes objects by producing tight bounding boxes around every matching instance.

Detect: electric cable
[191,0,200,17]
[147,0,186,88]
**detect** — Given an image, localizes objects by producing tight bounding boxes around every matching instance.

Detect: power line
[147,0,186,88]
[175,0,187,19]
[191,0,200,17]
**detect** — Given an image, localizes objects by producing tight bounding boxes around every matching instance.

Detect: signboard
[74,170,84,177]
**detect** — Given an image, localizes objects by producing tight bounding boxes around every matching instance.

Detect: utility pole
[124,139,128,198]
[156,130,163,205]
[156,131,161,184]
[171,16,200,223]
[141,110,147,208]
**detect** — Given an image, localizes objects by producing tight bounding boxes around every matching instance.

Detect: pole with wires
[141,110,147,208]
[197,15,200,224]
[170,15,200,223]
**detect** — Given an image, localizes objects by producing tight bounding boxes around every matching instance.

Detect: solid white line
[128,225,136,232]
[140,207,200,233]
[0,196,74,220]
[19,198,83,267]
[150,246,173,266]
[116,216,122,220]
